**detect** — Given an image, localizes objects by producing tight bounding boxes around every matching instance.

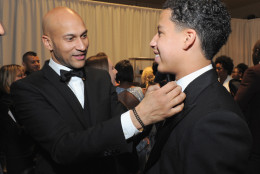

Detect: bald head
[41,7,88,69]
[42,7,84,36]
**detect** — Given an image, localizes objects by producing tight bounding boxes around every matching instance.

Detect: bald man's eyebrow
[80,30,88,37]
[62,30,88,41]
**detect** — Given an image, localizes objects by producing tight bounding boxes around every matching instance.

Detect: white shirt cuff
[121,111,140,139]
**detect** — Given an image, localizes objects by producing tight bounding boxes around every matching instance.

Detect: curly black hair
[115,60,134,83]
[215,55,234,75]
[163,0,231,60]
[236,63,248,77]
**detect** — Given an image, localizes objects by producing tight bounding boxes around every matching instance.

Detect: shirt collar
[176,64,213,92]
[49,58,72,76]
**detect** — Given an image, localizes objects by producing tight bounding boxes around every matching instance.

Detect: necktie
[60,69,85,82]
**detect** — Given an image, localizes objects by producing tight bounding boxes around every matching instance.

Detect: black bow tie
[60,69,85,82]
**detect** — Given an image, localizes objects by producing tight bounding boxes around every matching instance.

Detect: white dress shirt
[222,75,232,92]
[48,58,138,139]
[177,64,213,92]
[49,58,85,108]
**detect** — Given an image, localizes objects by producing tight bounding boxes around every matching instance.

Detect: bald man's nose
[76,38,88,51]
[0,23,5,36]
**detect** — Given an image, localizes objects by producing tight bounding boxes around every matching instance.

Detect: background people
[85,52,118,86]
[235,39,260,174]
[229,63,248,97]
[115,59,144,109]
[22,51,40,76]
[0,64,35,174]
[215,55,234,92]
[232,63,248,80]
[140,66,155,92]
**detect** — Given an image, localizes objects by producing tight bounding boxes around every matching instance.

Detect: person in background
[22,51,40,76]
[229,63,248,97]
[11,7,185,174]
[235,39,260,174]
[115,59,144,109]
[144,0,252,173]
[232,63,248,80]
[0,65,35,174]
[85,53,118,86]
[215,55,234,92]
[140,66,155,91]
[152,61,175,87]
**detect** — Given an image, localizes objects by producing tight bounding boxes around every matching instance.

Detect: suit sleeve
[181,111,252,174]
[10,79,129,165]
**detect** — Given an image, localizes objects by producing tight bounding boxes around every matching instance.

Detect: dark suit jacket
[145,69,252,174]
[0,92,35,174]
[235,64,260,174]
[10,62,136,174]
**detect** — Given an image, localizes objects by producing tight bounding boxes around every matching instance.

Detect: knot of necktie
[60,69,85,82]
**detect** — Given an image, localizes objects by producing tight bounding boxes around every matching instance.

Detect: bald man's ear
[42,35,53,51]
[183,29,196,50]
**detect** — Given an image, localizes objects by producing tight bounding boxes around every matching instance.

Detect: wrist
[132,107,146,131]
[130,109,145,131]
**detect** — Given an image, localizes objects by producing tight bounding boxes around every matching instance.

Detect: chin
[73,63,85,69]
[157,65,167,73]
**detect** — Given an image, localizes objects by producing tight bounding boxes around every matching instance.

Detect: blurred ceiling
[223,0,259,9]
[91,0,260,18]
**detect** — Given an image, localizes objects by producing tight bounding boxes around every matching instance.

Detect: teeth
[155,54,159,58]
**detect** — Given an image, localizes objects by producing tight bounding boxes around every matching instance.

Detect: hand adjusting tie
[60,69,85,82]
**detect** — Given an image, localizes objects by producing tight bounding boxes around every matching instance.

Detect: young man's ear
[42,35,53,51]
[183,29,196,50]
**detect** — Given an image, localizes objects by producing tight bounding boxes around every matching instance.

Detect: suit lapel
[83,68,98,126]
[145,69,218,172]
[42,62,88,128]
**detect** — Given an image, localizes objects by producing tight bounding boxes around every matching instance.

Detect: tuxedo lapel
[144,69,218,172]
[42,62,88,128]
[144,103,195,172]
[83,68,102,126]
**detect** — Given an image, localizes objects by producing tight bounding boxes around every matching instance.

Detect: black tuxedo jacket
[0,92,35,174]
[11,61,135,174]
[235,64,260,174]
[145,69,252,174]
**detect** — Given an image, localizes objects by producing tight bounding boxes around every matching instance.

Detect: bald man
[11,7,185,174]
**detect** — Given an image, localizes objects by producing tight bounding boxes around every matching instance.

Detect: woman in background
[85,52,118,86]
[0,64,35,174]
[140,66,155,92]
[115,59,144,109]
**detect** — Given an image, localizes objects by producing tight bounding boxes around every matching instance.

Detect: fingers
[146,84,160,93]
[167,91,186,116]
[166,85,183,101]
[168,103,185,116]
[160,81,178,94]
[169,91,186,107]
